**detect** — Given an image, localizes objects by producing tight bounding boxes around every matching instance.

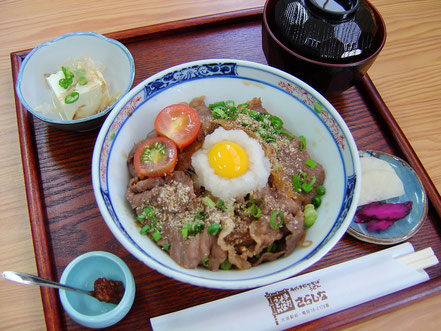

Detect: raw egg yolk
[208,141,249,178]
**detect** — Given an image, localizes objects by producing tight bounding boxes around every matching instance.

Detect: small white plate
[347,150,428,245]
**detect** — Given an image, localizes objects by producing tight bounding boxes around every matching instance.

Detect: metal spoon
[2,270,94,298]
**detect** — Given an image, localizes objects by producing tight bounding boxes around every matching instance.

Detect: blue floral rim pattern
[96,60,359,284]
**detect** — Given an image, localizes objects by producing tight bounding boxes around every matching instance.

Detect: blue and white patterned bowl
[16,32,135,132]
[91,59,361,289]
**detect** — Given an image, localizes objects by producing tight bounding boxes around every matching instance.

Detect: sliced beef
[207,240,228,271]
[124,96,324,271]
[217,216,252,270]
[189,96,217,139]
[175,139,202,172]
[274,136,325,203]
[167,228,215,269]
[248,97,268,113]
[125,171,195,213]
[284,211,305,255]
[250,185,304,258]
[126,177,165,211]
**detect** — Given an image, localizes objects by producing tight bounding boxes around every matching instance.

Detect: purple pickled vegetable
[366,219,395,231]
[355,201,413,222]
[355,201,413,232]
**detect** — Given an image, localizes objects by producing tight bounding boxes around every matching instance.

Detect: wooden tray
[11,8,441,330]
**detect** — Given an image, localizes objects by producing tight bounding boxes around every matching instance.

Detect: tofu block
[46,66,111,120]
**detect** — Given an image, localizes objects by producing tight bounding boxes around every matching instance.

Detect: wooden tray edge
[105,7,264,42]
[10,54,63,331]
[9,8,441,330]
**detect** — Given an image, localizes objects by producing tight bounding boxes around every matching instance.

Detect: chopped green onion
[209,101,226,109]
[220,259,232,270]
[313,102,324,114]
[152,229,162,242]
[78,76,88,85]
[181,225,189,240]
[269,115,283,129]
[292,174,302,193]
[260,134,275,143]
[59,78,73,89]
[280,129,295,139]
[162,243,170,250]
[212,108,227,119]
[195,211,206,220]
[237,103,249,112]
[229,110,240,120]
[192,222,205,233]
[207,223,222,236]
[298,136,306,151]
[62,66,74,79]
[137,206,156,221]
[301,176,316,193]
[59,66,74,89]
[242,200,254,212]
[209,100,243,120]
[180,222,205,239]
[316,185,326,196]
[64,92,79,104]
[242,199,264,219]
[151,218,160,228]
[301,183,313,193]
[312,196,322,208]
[140,224,150,235]
[305,159,317,168]
[217,200,226,212]
[304,204,318,227]
[252,205,262,218]
[75,68,88,85]
[202,258,210,267]
[266,243,277,253]
[270,210,284,230]
[252,198,264,218]
[254,198,265,207]
[248,109,264,121]
[202,196,216,208]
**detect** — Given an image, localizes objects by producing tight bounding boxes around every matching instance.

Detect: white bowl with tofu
[16,31,135,131]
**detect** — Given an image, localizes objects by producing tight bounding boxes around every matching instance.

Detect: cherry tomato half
[154,104,201,150]
[133,136,178,178]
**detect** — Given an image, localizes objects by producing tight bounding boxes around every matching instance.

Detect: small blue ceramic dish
[15,31,135,132]
[347,150,428,245]
[59,251,135,329]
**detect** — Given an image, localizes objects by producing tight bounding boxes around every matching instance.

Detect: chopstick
[396,247,439,271]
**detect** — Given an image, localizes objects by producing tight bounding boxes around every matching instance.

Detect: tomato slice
[154,104,201,150]
[133,136,178,178]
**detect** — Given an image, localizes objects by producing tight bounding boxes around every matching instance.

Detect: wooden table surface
[1,0,440,329]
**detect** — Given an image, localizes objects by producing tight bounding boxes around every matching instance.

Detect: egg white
[191,127,271,200]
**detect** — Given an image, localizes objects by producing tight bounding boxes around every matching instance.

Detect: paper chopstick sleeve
[150,243,435,331]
